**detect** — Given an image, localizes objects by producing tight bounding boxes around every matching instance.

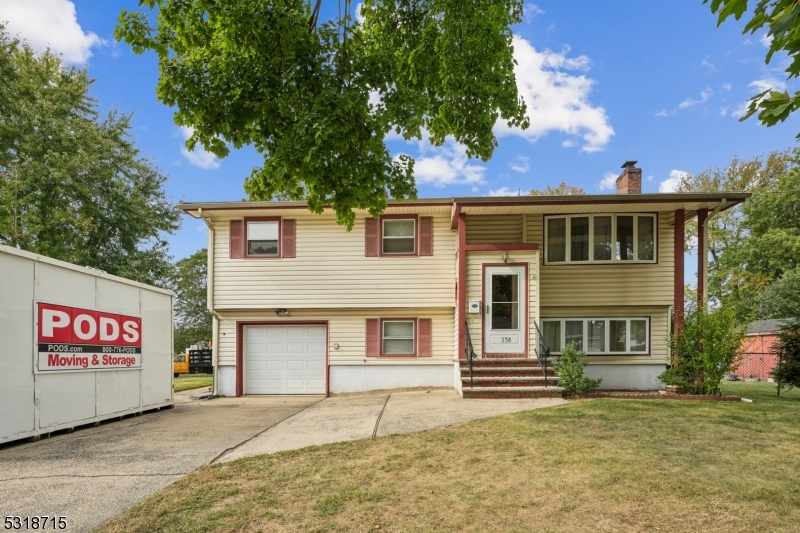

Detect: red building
[733,319,790,380]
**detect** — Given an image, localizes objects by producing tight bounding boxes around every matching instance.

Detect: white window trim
[542,317,650,355]
[382,218,416,255]
[544,214,657,265]
[382,319,416,355]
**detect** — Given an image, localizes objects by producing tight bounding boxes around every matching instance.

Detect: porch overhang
[448,192,749,229]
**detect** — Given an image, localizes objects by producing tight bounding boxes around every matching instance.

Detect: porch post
[673,209,685,338]
[457,212,467,359]
[697,208,708,309]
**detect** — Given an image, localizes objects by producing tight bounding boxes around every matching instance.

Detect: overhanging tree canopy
[116,0,529,229]
[706,0,800,135]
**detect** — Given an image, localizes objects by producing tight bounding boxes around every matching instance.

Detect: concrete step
[461,376,560,388]
[460,367,557,378]
[461,386,565,399]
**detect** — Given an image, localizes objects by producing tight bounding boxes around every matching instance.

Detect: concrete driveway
[218,390,567,461]
[0,390,319,533]
[0,389,567,532]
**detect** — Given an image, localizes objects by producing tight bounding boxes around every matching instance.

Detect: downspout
[198,208,219,396]
[702,199,726,308]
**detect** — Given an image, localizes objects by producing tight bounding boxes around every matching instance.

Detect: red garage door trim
[235,320,329,397]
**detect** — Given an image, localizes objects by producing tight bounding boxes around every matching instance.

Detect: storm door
[483,266,526,355]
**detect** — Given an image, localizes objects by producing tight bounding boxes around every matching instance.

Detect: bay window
[545,214,657,264]
[540,317,649,355]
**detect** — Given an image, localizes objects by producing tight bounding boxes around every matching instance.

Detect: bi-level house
[180,163,747,398]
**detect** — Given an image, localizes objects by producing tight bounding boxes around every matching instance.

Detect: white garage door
[244,325,326,394]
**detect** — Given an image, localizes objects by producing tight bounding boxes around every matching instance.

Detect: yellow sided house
[180,163,748,398]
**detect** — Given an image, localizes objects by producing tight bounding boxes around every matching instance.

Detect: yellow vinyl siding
[466,215,523,244]
[529,213,674,307]
[212,214,456,309]
[465,250,539,358]
[540,305,670,364]
[215,309,455,366]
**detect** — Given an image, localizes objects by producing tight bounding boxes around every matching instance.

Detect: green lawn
[173,373,212,393]
[98,396,800,533]
[719,379,800,401]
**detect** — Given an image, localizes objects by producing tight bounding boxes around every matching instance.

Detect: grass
[174,373,213,393]
[97,397,800,533]
[719,379,800,401]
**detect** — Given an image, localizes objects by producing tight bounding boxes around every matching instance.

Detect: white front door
[484,265,526,355]
[244,325,326,394]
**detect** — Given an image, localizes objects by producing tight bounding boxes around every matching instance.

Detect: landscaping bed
[97,397,800,533]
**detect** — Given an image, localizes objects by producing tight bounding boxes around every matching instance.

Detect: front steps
[460,358,564,399]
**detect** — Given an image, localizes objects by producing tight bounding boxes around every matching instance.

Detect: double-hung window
[545,214,657,264]
[382,218,416,254]
[541,317,649,355]
[246,220,279,257]
[382,320,415,355]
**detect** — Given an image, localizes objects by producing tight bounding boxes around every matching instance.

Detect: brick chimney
[616,160,642,194]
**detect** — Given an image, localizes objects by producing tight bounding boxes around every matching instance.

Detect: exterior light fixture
[502,251,508,263]
[275,308,288,316]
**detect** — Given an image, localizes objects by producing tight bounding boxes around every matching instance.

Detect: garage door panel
[266,342,285,353]
[244,325,326,395]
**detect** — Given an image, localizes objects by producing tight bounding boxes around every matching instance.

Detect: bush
[554,343,602,395]
[658,306,745,395]
[772,320,800,390]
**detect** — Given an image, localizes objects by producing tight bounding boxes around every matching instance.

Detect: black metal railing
[532,321,550,387]
[465,322,476,388]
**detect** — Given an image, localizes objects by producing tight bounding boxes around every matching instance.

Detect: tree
[0,28,181,286]
[529,181,585,196]
[170,249,212,355]
[115,0,529,229]
[756,269,800,319]
[658,306,745,395]
[772,320,800,390]
[706,1,800,136]
[674,149,800,317]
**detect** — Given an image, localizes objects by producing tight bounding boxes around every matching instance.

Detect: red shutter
[229,220,243,259]
[365,218,379,257]
[366,318,380,356]
[282,219,296,258]
[418,318,432,357]
[419,216,433,256]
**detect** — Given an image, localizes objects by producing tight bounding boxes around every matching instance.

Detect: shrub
[772,320,800,390]
[658,306,745,395]
[554,343,602,395]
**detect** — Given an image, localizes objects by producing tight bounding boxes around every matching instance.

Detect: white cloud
[509,155,530,173]
[407,139,486,187]
[701,57,718,72]
[525,3,545,20]
[598,172,617,192]
[722,83,732,91]
[749,77,787,93]
[659,170,688,193]
[679,88,713,109]
[488,187,520,197]
[646,175,654,182]
[561,139,575,148]
[654,109,669,117]
[731,102,748,118]
[760,32,773,48]
[495,36,614,153]
[178,126,220,170]
[0,0,104,63]
[720,106,729,117]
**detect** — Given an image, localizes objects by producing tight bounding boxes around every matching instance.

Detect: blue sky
[1,0,798,268]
